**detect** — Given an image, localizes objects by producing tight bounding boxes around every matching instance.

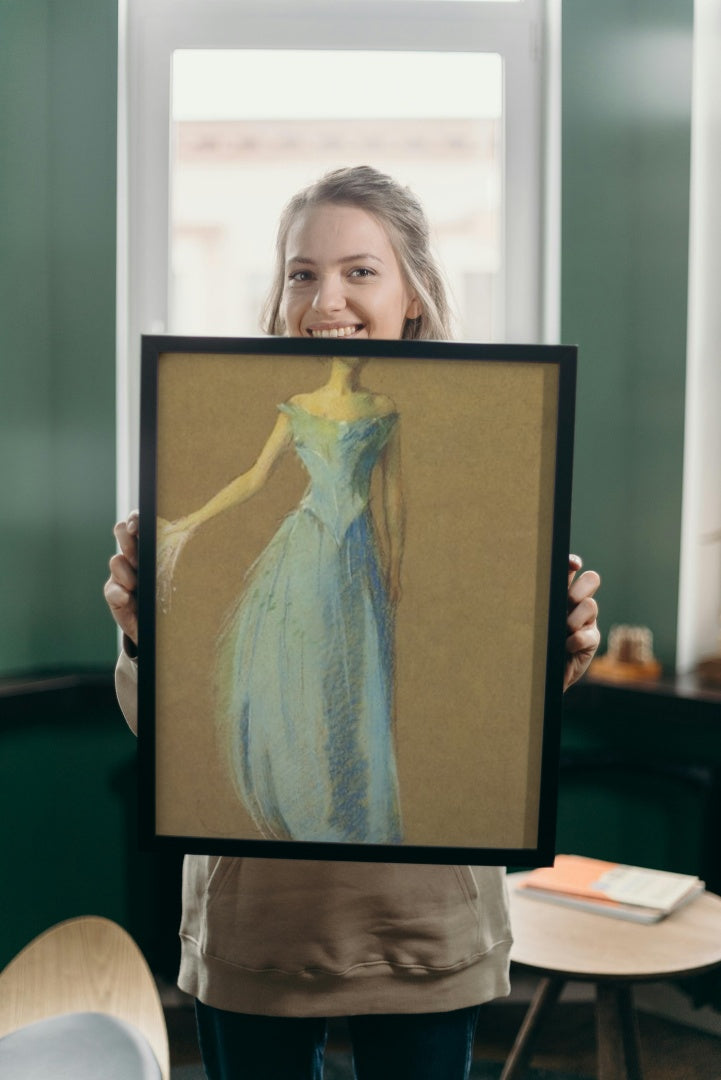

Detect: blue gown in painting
[217,402,403,845]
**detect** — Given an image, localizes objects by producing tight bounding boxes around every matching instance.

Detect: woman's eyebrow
[339,253,384,264]
[286,253,384,266]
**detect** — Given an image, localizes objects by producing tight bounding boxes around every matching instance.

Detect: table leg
[499,976,565,1080]
[596,982,643,1080]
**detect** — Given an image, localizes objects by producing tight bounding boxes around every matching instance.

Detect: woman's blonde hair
[262,165,453,341]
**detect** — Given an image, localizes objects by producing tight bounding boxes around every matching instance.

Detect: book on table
[514,854,705,923]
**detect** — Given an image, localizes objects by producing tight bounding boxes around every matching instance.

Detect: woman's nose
[312,274,345,314]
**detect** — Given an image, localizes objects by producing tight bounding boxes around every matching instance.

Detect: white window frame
[117,0,558,511]
[676,0,721,674]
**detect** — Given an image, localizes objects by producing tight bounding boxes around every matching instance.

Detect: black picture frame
[138,335,576,866]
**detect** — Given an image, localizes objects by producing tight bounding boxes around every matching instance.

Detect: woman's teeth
[310,325,360,338]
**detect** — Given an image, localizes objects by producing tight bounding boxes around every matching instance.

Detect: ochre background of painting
[153,351,559,850]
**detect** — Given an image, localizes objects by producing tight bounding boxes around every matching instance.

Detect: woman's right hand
[104,510,139,646]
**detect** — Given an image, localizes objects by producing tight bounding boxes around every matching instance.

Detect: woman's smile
[307,323,365,339]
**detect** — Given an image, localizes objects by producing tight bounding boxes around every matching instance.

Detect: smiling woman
[282,206,421,341]
[263,167,451,341]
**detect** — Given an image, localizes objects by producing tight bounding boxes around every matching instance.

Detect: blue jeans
[195,1000,481,1080]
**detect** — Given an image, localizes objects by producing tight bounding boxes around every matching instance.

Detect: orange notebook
[516,855,703,923]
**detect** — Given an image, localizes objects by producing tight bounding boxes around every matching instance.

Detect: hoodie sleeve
[115,640,139,736]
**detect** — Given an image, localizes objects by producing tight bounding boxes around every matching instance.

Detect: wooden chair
[0,915,169,1079]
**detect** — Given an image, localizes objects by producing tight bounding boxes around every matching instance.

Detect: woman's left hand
[564,554,601,691]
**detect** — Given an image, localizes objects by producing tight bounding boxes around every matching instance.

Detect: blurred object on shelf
[696,653,721,688]
[591,624,662,683]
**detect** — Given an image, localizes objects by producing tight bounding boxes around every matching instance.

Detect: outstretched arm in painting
[156,413,293,610]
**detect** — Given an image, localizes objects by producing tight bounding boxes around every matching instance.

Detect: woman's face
[281,203,421,341]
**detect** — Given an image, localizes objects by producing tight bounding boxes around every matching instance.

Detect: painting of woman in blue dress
[156,353,405,846]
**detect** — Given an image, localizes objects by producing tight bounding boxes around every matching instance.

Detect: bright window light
[170,50,504,341]
[173,50,502,121]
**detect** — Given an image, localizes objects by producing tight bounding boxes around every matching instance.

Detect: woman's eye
[349,267,375,279]
[288,269,313,283]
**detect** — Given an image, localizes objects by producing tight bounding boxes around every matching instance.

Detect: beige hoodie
[116,650,512,1016]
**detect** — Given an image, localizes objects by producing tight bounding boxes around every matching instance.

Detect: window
[169,49,503,340]
[118,0,556,509]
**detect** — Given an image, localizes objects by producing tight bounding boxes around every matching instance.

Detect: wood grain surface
[0,915,169,1078]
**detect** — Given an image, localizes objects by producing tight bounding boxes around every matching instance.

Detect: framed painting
[137,335,576,865]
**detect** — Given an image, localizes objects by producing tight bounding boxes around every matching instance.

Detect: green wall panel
[562,1,693,669]
[0,685,184,977]
[559,685,721,888]
[0,0,118,674]
[0,697,134,966]
[0,3,54,667]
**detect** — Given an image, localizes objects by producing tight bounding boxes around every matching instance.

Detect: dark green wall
[563,0,693,669]
[0,0,118,675]
[556,680,721,919]
[0,0,127,972]
[1,683,183,974]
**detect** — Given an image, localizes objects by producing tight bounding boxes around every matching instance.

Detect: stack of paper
[516,855,705,923]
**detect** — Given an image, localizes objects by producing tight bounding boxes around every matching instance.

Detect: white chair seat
[0,1011,162,1080]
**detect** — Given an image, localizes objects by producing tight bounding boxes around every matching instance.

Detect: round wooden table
[503,873,721,1080]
